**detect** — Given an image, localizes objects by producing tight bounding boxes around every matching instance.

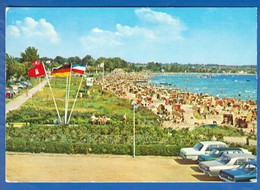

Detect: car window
[226,150,240,154]
[240,163,256,172]
[193,143,204,151]
[205,145,212,151]
[219,144,227,148]
[206,145,217,151]
[235,159,246,165]
[218,155,231,164]
[218,152,224,156]
[210,149,220,156]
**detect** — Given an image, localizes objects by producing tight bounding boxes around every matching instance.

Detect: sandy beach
[99,72,257,134]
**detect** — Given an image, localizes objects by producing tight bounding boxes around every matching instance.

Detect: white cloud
[135,8,186,42]
[80,8,186,48]
[6,25,20,37]
[135,8,178,25]
[135,8,185,30]
[80,27,122,49]
[116,24,156,40]
[7,17,60,44]
[80,8,186,61]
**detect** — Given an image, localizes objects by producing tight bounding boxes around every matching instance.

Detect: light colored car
[179,141,228,160]
[199,153,256,177]
[198,147,252,162]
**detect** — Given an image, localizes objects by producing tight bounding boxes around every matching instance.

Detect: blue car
[219,160,257,182]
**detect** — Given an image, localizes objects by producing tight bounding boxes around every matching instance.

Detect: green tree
[6,54,16,83]
[147,62,161,72]
[54,56,66,65]
[6,54,28,82]
[67,56,81,64]
[82,55,95,66]
[20,47,40,79]
[96,57,107,66]
[16,63,27,80]
[20,47,40,63]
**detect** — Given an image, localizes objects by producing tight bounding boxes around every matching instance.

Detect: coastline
[149,72,257,76]
[148,72,257,102]
[99,72,257,134]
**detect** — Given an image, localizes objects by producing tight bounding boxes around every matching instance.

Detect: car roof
[222,153,255,158]
[246,160,257,166]
[199,141,226,145]
[212,147,242,151]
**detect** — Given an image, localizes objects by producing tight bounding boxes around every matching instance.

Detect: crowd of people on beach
[94,72,257,132]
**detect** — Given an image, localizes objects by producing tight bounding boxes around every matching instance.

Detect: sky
[6,7,257,65]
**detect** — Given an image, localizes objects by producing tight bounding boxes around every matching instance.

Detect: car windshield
[239,163,257,173]
[193,143,204,151]
[209,149,220,156]
[217,155,231,164]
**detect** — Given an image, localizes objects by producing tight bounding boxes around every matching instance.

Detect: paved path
[6,79,48,114]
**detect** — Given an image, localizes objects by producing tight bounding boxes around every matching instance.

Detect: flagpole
[65,64,72,124]
[64,76,69,124]
[42,62,62,122]
[67,74,84,124]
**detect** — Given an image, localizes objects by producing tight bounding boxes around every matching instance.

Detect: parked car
[219,160,257,182]
[198,147,251,162]
[6,88,15,98]
[199,153,256,177]
[8,85,20,94]
[17,81,31,88]
[179,141,228,160]
[15,82,27,89]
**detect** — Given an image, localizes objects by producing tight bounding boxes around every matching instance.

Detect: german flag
[51,64,71,77]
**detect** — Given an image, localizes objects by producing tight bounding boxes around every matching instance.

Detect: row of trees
[6,46,257,84]
[6,46,135,83]
[146,62,257,74]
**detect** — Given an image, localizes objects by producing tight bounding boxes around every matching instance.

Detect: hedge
[135,144,182,156]
[6,139,182,156]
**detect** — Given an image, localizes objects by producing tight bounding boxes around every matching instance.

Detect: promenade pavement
[6,79,48,114]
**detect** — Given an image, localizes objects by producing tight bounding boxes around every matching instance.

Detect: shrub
[88,144,131,155]
[135,144,181,156]
[6,139,27,152]
[42,141,73,154]
[72,142,88,154]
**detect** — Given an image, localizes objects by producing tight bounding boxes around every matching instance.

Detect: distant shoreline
[144,72,257,102]
[149,72,257,76]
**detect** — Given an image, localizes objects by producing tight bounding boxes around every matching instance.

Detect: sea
[149,74,257,101]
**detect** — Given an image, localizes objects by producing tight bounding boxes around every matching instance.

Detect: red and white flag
[72,64,87,75]
[28,63,46,78]
[32,60,41,66]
